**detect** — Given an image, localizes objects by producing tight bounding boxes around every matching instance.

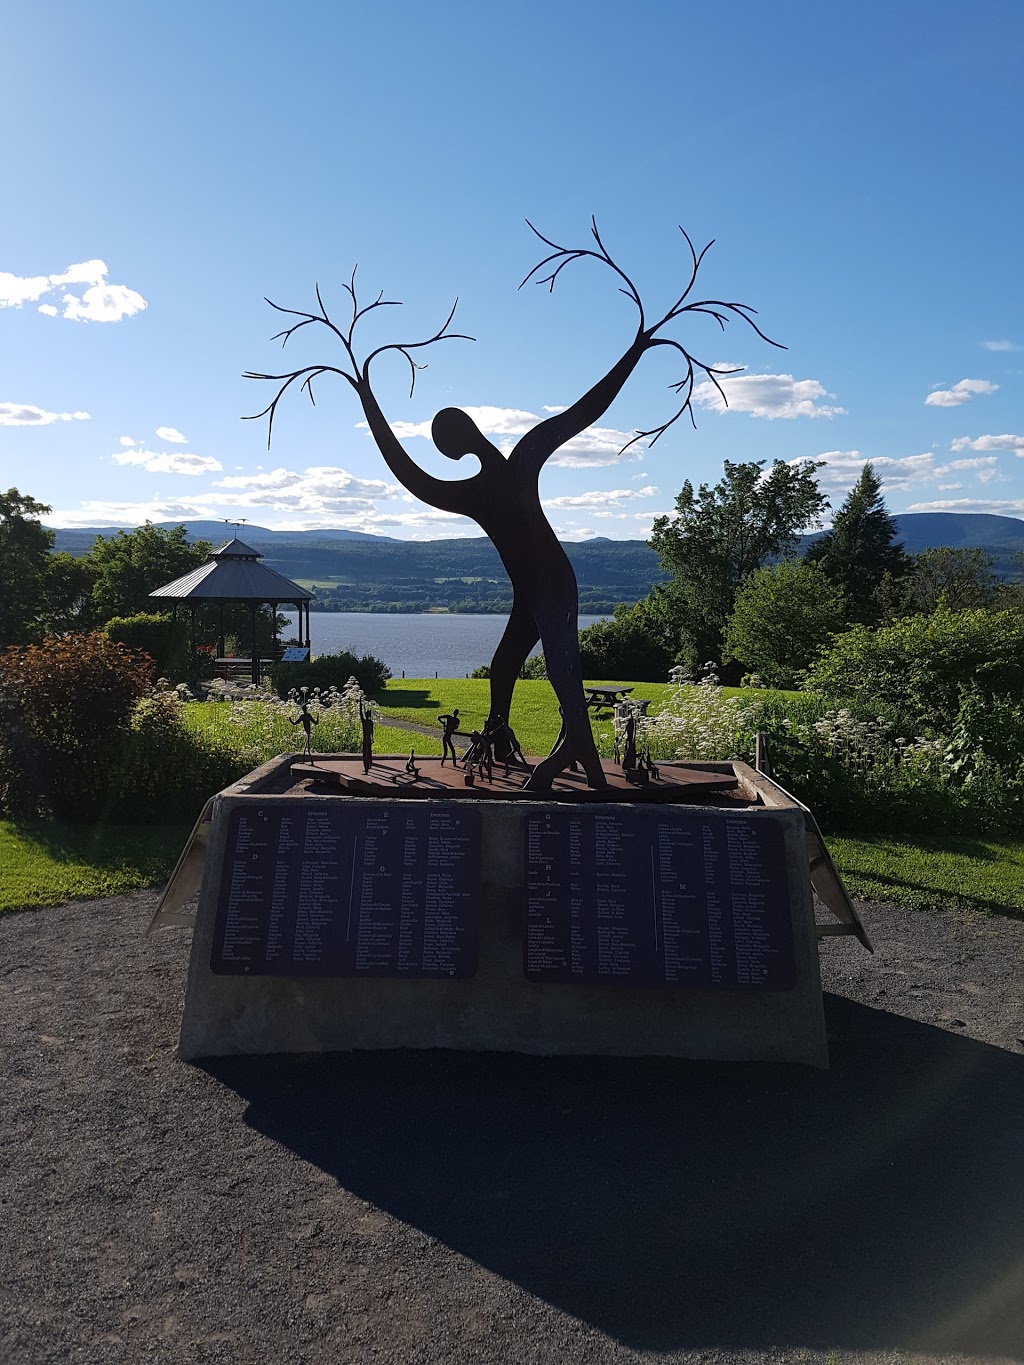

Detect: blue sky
[2,1,1022,540]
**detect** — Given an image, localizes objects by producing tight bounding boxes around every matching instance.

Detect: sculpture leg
[524,612,605,792]
[487,600,539,759]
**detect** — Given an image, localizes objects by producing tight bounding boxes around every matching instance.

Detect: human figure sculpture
[248,221,780,790]
[464,729,494,783]
[405,750,420,780]
[487,714,527,772]
[290,689,318,760]
[438,709,461,766]
[359,699,374,774]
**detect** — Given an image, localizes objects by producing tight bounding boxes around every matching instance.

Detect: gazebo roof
[149,538,314,603]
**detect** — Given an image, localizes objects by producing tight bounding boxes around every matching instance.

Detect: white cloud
[951,433,1024,457]
[156,426,188,444]
[0,258,146,322]
[206,465,400,518]
[543,485,659,511]
[363,403,644,469]
[112,447,223,475]
[937,483,962,490]
[982,340,1022,352]
[693,370,845,420]
[45,498,212,528]
[800,450,936,496]
[0,402,90,426]
[925,378,998,407]
[939,453,1004,475]
[61,283,147,323]
[119,435,136,447]
[905,497,1024,517]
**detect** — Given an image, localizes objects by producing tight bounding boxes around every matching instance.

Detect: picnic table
[583,684,634,712]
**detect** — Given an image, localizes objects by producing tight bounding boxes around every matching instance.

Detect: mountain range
[49,512,1024,614]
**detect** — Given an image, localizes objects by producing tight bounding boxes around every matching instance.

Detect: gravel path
[1,893,1022,1365]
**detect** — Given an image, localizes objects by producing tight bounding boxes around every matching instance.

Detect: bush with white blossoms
[215,677,377,768]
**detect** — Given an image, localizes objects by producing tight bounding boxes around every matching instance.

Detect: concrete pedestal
[178,758,828,1067]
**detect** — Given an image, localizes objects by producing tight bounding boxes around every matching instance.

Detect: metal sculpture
[247,220,781,792]
[290,688,318,760]
[438,709,461,766]
[359,699,374,774]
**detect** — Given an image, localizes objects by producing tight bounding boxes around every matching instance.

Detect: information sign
[211,802,480,977]
[524,809,795,989]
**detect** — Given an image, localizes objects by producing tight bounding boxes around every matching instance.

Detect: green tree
[724,560,846,688]
[578,598,677,682]
[40,550,100,635]
[0,489,54,646]
[649,459,827,670]
[909,546,998,613]
[88,522,210,622]
[805,463,910,622]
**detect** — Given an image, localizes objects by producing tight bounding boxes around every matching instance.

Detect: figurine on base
[405,750,420,781]
[359,699,374,774]
[290,689,319,760]
[438,709,461,766]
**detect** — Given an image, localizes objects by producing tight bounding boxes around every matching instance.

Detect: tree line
[578,460,1022,685]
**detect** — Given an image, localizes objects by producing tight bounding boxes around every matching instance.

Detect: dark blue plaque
[211,802,480,977]
[524,809,795,990]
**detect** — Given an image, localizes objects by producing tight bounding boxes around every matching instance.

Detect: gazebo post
[250,602,259,685]
[217,603,225,659]
[271,602,279,663]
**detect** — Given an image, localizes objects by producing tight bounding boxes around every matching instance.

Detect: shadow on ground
[204,996,1024,1358]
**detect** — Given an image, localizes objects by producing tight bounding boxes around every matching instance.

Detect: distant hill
[48,519,396,556]
[48,511,1023,613]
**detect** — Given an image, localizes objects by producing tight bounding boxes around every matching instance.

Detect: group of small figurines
[291,688,659,787]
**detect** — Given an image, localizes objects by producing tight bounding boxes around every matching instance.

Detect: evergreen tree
[805,463,909,622]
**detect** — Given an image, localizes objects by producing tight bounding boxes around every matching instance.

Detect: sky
[2,1,1022,541]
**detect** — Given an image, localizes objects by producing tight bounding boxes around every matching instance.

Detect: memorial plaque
[211,802,480,977]
[524,809,795,990]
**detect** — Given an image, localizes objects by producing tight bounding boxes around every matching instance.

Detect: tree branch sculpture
[245,221,784,792]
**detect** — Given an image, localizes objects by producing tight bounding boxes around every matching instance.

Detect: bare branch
[361,298,475,380]
[520,217,645,329]
[242,364,356,448]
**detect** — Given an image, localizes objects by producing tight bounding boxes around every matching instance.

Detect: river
[281,611,607,679]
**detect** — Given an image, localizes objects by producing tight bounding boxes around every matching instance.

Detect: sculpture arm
[357,385,473,516]
[512,336,648,475]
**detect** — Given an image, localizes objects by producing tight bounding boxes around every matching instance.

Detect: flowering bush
[640,666,1023,834]
[0,633,153,820]
[185,677,377,769]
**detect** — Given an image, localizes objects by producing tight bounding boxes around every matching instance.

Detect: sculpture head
[431,407,488,461]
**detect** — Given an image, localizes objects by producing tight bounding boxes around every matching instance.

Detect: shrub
[724,560,845,688]
[470,655,547,680]
[109,689,242,823]
[185,679,374,770]
[0,633,153,821]
[806,606,1024,731]
[270,650,390,698]
[579,602,675,682]
[103,612,190,679]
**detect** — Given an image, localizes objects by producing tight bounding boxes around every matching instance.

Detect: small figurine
[405,750,420,781]
[290,688,319,760]
[463,768,475,787]
[487,713,528,775]
[621,709,637,774]
[438,708,461,766]
[359,699,375,774]
[464,728,494,783]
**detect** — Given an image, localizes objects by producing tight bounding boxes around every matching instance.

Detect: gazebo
[150,536,313,683]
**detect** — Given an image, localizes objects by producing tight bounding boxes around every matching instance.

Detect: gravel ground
[1,892,1022,1365]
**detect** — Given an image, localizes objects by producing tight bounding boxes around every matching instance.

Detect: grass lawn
[0,821,191,913]
[376,678,801,757]
[827,833,1024,917]
[377,678,673,757]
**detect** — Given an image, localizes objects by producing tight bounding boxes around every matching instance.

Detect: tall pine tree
[805,463,909,622]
